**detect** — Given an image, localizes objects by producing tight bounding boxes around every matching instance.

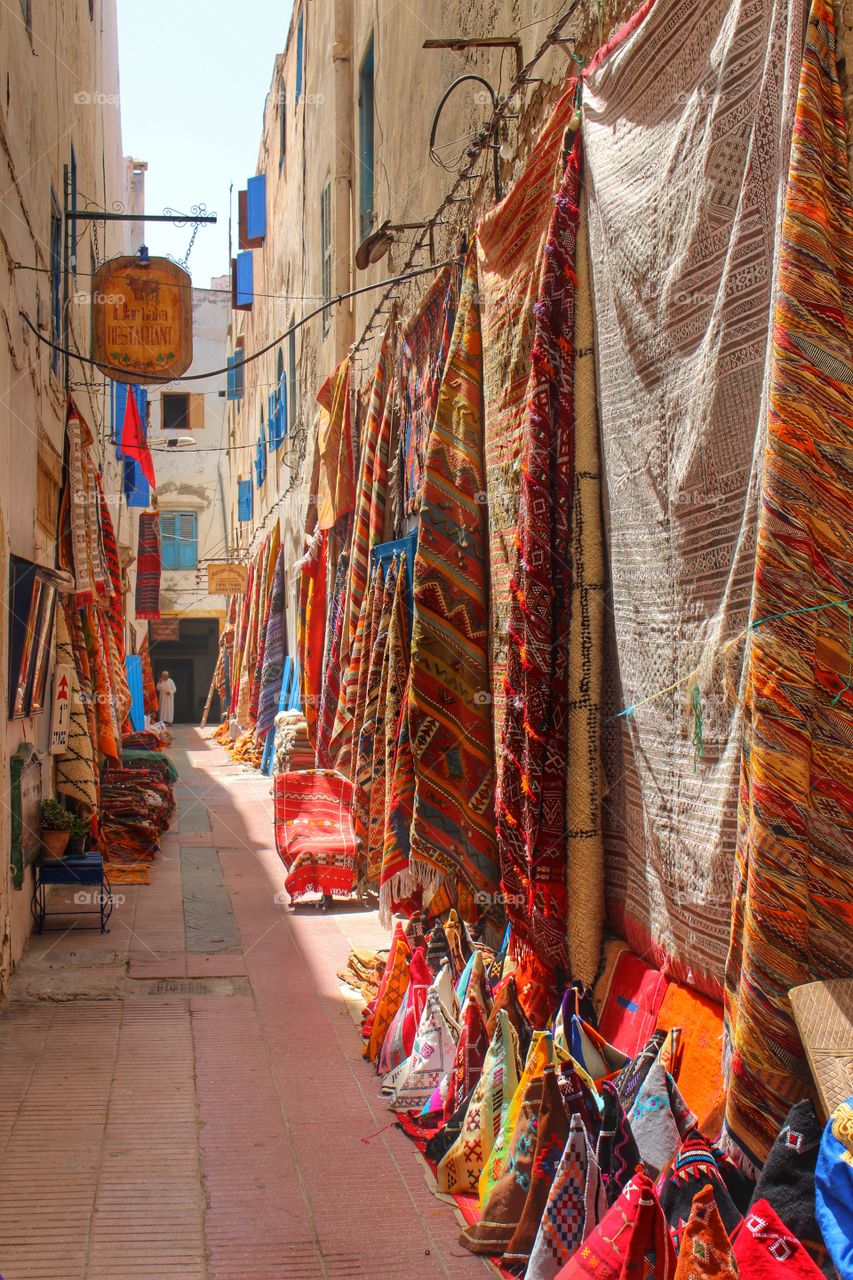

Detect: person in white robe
[156,671,176,724]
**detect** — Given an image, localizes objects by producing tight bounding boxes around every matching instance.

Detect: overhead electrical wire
[18,258,460,384]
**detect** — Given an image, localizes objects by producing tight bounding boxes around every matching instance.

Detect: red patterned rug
[273,769,358,900]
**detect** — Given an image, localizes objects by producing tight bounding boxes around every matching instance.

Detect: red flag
[121,387,156,488]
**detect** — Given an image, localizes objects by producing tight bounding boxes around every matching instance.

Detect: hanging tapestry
[295,527,327,746]
[60,401,111,607]
[256,547,287,738]
[405,245,500,921]
[273,769,358,900]
[354,558,398,882]
[135,512,162,621]
[724,0,853,1169]
[477,86,575,786]
[54,604,98,813]
[398,263,459,516]
[315,358,355,531]
[315,549,348,768]
[496,124,581,974]
[250,526,280,724]
[236,539,264,725]
[139,634,158,717]
[328,328,394,767]
[582,0,806,997]
[229,562,253,717]
[369,552,409,893]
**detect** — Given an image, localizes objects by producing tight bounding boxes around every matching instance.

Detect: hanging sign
[207,563,249,595]
[49,664,72,754]
[91,255,193,384]
[150,618,180,642]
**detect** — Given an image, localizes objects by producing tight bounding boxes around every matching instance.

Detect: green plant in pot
[66,813,90,858]
[39,799,74,860]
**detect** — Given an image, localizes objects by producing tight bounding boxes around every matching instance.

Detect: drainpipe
[332,0,354,359]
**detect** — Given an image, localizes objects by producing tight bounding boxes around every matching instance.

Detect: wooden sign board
[150,618,180,642]
[92,255,193,384]
[207,563,249,595]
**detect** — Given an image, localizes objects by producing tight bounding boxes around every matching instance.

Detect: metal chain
[179,221,200,270]
[92,218,100,268]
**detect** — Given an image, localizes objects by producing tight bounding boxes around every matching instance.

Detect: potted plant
[39,799,74,860]
[66,813,90,858]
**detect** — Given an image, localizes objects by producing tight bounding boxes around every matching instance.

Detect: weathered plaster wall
[0,0,131,984]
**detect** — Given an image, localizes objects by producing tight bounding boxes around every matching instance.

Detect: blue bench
[31,853,113,934]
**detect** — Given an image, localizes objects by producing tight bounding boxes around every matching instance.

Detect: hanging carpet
[134,512,162,621]
[582,0,807,998]
[273,769,358,901]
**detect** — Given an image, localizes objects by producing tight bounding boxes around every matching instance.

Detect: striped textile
[296,527,327,746]
[315,549,348,768]
[274,769,358,901]
[228,562,253,716]
[724,0,853,1170]
[355,558,398,884]
[372,552,409,894]
[134,513,162,621]
[398,264,459,516]
[497,126,581,975]
[256,547,286,738]
[139,634,158,716]
[61,402,112,607]
[477,86,575,790]
[405,246,501,922]
[250,525,280,723]
[54,603,98,813]
[583,0,806,997]
[328,328,394,767]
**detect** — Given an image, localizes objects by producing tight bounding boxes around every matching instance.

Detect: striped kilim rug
[724,0,853,1170]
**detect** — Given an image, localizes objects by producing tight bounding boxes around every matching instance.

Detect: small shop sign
[91,255,193,384]
[207,563,249,594]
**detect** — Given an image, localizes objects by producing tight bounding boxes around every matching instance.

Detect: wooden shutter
[189,393,205,431]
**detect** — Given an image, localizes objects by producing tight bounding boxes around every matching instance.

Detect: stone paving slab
[0,726,491,1280]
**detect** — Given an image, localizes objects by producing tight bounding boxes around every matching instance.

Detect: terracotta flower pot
[41,828,71,860]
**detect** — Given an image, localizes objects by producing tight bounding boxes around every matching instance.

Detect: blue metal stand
[31,853,113,933]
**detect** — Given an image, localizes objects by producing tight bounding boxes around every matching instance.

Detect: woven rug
[329,328,394,767]
[373,552,409,893]
[406,245,500,922]
[61,402,111,607]
[256,547,286,738]
[135,512,162,621]
[477,86,575,786]
[583,0,806,998]
[273,769,358,900]
[315,549,348,768]
[315,357,355,531]
[398,264,459,516]
[354,558,397,880]
[250,525,280,724]
[228,561,253,717]
[54,604,98,813]
[295,527,327,746]
[496,125,581,975]
[139,634,158,716]
[723,0,853,1170]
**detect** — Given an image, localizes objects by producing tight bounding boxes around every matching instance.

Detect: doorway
[150,617,221,724]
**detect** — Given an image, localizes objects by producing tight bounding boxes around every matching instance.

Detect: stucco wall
[0,0,131,985]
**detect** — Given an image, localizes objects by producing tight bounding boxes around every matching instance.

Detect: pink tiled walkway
[0,728,490,1280]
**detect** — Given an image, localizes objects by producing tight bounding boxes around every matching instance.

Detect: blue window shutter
[226,354,235,401]
[238,479,253,522]
[295,10,304,104]
[112,381,129,451]
[235,251,254,309]
[124,456,149,507]
[160,512,177,569]
[279,370,288,437]
[247,175,266,243]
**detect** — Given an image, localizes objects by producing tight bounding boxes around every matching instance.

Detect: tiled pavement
[0,727,492,1280]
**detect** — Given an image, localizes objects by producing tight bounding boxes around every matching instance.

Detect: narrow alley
[0,727,488,1280]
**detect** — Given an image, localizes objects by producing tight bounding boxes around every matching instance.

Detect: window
[160,511,198,570]
[162,392,190,431]
[295,9,304,106]
[320,180,332,334]
[279,85,287,167]
[255,410,267,487]
[358,36,375,243]
[235,250,254,309]
[288,327,297,430]
[237,479,253,522]
[49,191,62,375]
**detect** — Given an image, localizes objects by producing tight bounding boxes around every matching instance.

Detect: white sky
[117,0,294,288]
